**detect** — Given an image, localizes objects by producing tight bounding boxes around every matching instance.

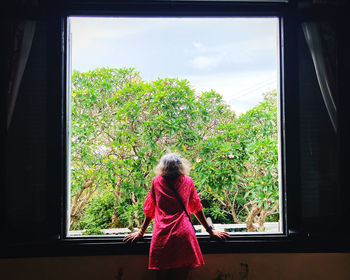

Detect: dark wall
[1,253,350,280]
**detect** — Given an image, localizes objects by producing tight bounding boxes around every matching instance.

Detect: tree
[70,67,235,232]
[192,90,279,231]
[70,67,278,233]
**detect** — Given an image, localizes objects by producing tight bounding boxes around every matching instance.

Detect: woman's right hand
[209,229,230,240]
[123,231,144,243]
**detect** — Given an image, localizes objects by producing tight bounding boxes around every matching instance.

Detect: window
[66,16,283,238]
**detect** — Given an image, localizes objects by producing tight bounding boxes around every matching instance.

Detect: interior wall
[1,253,350,280]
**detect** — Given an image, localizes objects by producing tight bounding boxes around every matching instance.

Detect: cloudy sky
[70,17,279,114]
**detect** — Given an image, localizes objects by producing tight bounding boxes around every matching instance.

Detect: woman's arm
[194,210,230,240]
[123,216,153,243]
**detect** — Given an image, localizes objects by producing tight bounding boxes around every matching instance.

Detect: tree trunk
[245,203,262,232]
[224,190,242,224]
[258,209,268,231]
[70,176,95,229]
[110,187,122,228]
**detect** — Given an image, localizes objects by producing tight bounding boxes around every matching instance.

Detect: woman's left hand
[123,231,144,243]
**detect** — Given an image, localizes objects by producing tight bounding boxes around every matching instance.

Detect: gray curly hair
[154,153,191,178]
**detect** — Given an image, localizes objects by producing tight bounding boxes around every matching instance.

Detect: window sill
[2,233,350,259]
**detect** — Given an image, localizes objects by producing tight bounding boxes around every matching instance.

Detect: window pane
[67,17,281,237]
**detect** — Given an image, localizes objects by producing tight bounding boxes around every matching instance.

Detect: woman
[123,153,229,279]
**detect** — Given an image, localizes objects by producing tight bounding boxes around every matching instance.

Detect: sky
[70,17,278,114]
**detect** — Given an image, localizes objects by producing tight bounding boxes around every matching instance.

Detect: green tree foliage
[192,91,279,231]
[70,67,278,234]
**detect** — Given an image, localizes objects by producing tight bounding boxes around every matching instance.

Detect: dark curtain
[302,21,338,133]
[6,18,36,129]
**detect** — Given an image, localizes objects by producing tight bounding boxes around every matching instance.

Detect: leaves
[70,68,279,233]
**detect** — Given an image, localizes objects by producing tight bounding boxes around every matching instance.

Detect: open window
[66,16,283,238]
[4,0,348,259]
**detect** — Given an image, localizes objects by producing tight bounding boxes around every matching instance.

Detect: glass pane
[67,17,281,237]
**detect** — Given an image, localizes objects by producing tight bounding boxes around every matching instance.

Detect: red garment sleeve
[188,181,203,214]
[143,180,156,219]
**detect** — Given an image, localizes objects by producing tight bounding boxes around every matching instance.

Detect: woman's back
[151,175,201,218]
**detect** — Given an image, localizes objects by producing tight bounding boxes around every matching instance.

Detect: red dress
[143,175,205,269]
